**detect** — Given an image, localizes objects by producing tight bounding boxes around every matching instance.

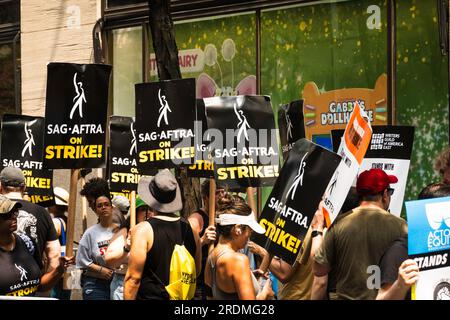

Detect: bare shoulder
[131,220,152,238]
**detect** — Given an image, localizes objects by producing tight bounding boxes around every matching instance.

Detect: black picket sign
[204,95,280,188]
[278,100,306,161]
[1,114,54,206]
[136,78,196,170]
[252,138,341,265]
[331,126,415,159]
[187,99,214,178]
[108,116,156,198]
[43,63,112,169]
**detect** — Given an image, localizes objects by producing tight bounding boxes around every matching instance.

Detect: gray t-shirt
[76,224,114,269]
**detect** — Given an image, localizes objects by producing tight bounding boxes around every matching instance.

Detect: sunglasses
[0,210,19,220]
[387,188,395,196]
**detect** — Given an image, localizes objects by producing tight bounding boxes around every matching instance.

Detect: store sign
[149,49,205,76]
[302,74,386,149]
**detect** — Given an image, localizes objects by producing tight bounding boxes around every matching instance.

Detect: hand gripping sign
[43,63,112,169]
[322,102,372,227]
[251,139,341,265]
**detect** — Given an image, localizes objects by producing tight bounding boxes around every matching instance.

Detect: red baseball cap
[356,169,398,196]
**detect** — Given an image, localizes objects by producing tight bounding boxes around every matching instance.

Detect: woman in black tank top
[123,169,201,300]
[137,217,197,299]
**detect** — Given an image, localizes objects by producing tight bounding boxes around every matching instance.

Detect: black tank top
[137,217,196,300]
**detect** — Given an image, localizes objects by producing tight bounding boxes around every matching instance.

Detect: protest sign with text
[204,95,279,189]
[108,116,155,199]
[406,196,450,300]
[43,63,111,169]
[332,125,414,216]
[187,99,214,178]
[1,114,54,206]
[278,100,305,162]
[252,139,340,264]
[322,102,372,226]
[136,78,196,171]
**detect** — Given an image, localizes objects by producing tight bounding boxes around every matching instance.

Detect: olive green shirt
[314,206,407,300]
[278,228,313,300]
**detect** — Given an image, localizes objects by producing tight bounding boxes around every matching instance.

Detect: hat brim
[246,220,266,234]
[137,176,182,214]
[388,175,398,184]
[54,197,68,206]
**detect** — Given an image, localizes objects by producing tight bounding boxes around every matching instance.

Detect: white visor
[215,212,265,234]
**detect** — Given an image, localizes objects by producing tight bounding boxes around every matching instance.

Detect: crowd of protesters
[0,146,449,300]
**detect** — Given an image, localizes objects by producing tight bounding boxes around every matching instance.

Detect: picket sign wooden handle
[65,169,79,258]
[80,177,87,233]
[130,191,136,228]
[247,187,257,216]
[208,178,216,254]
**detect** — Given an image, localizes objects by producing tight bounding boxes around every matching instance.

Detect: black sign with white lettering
[278,100,305,161]
[331,125,414,159]
[204,95,280,188]
[187,99,214,178]
[43,63,112,169]
[252,139,341,265]
[108,116,155,198]
[136,78,196,171]
[1,114,54,206]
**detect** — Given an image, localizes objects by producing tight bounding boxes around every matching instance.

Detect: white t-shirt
[76,224,114,269]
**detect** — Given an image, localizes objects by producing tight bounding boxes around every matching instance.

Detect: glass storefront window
[0,1,20,25]
[112,26,143,117]
[0,43,17,116]
[147,13,257,99]
[261,0,388,148]
[396,0,449,199]
[107,0,146,8]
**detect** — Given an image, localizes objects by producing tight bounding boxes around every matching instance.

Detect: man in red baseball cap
[313,168,407,300]
[356,168,398,211]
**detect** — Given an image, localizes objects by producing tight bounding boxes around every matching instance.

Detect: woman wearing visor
[205,194,274,300]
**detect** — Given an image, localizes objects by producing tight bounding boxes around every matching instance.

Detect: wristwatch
[311,230,323,238]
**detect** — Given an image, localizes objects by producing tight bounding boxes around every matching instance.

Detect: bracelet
[99,266,103,273]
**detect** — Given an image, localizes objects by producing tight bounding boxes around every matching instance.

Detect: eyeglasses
[0,210,19,220]
[96,202,111,209]
[387,188,395,196]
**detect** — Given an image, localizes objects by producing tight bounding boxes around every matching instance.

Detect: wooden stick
[130,190,136,228]
[63,168,79,290]
[80,177,87,233]
[208,178,216,254]
[247,187,257,216]
[257,187,262,219]
[65,169,79,258]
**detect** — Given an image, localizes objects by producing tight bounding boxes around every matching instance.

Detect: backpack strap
[58,218,67,245]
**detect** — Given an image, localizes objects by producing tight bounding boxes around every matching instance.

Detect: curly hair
[80,177,110,200]
[216,193,252,238]
[434,146,450,177]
